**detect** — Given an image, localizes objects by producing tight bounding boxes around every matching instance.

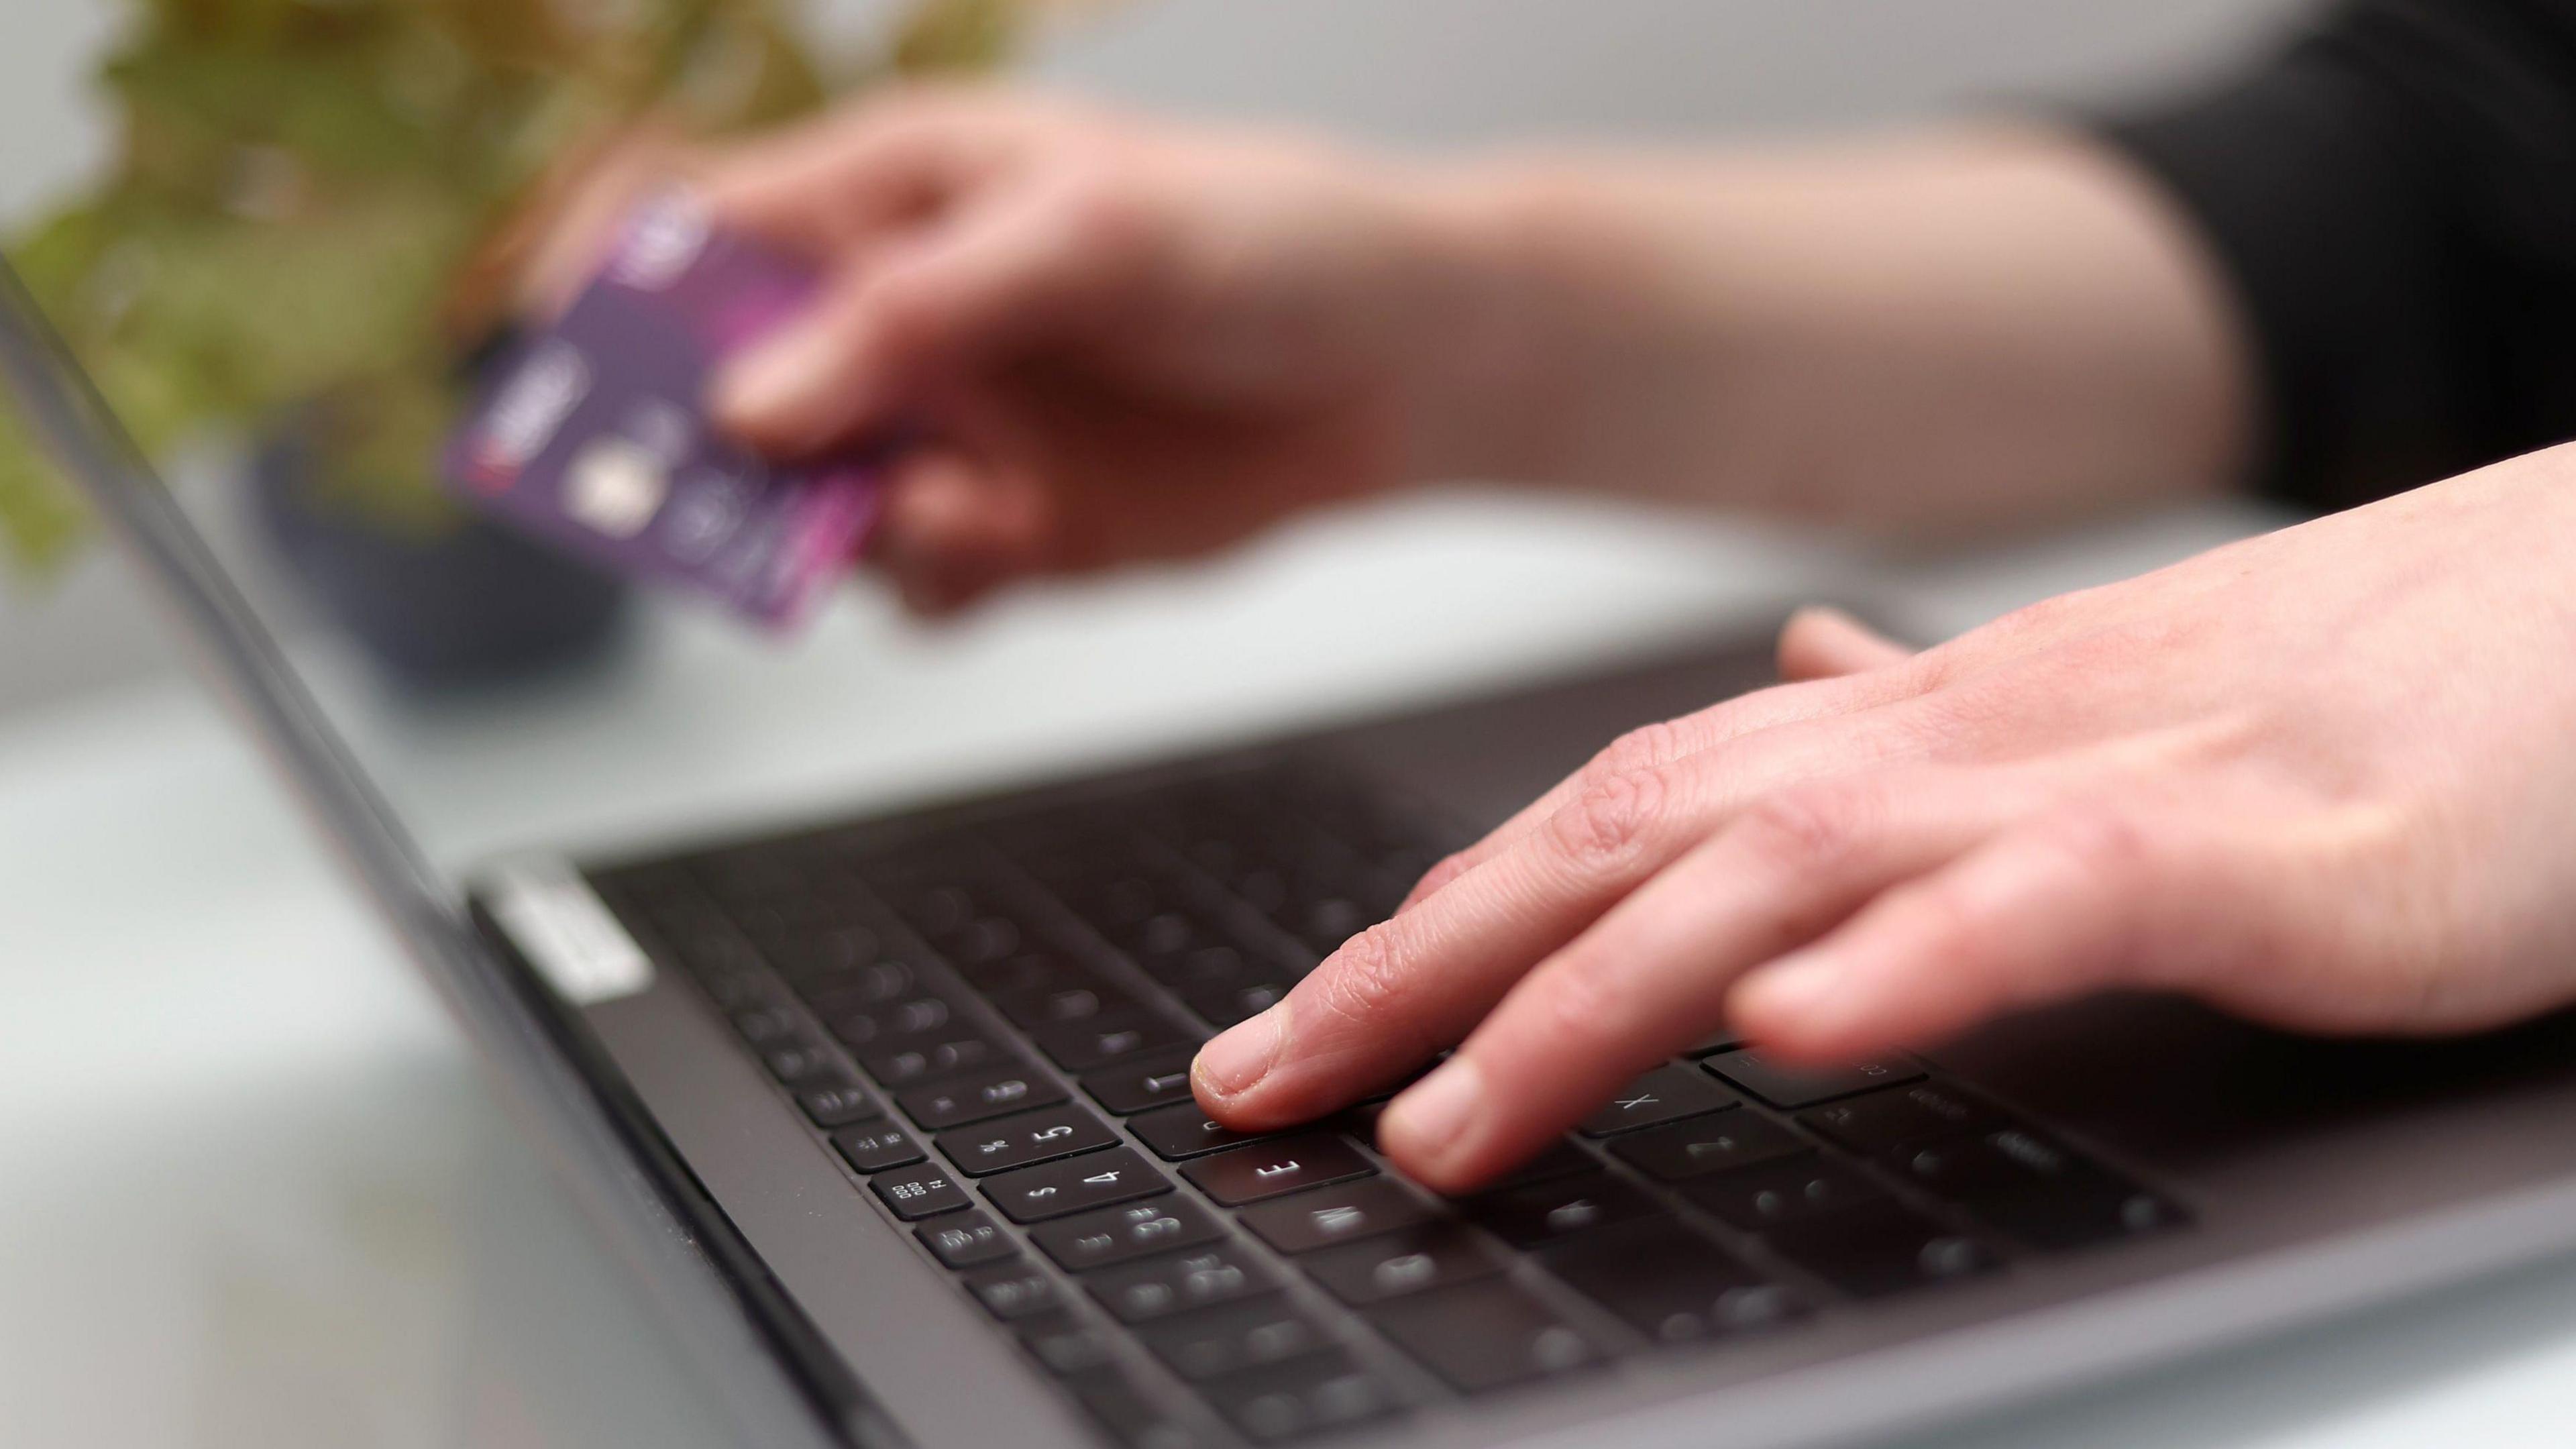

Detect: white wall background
[0,0,2311,718]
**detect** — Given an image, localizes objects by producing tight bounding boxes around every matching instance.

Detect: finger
[697,89,1028,256]
[884,451,1050,566]
[518,133,708,320]
[874,453,1051,613]
[1395,666,1933,913]
[714,178,1157,456]
[445,125,697,337]
[1375,769,2033,1191]
[1776,606,1913,682]
[1728,806,2184,1063]
[1193,710,1931,1130]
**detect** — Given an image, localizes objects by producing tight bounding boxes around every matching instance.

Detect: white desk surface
[10,492,2576,1449]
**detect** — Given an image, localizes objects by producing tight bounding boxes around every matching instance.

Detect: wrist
[1390,158,1725,494]
[1383,162,1622,485]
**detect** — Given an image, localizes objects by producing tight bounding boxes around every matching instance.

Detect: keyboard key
[916,1210,1016,1269]
[963,1257,1061,1320]
[833,1121,926,1173]
[1119,908,1208,963]
[887,881,981,938]
[1237,1179,1436,1254]
[1462,1170,1658,1249]
[761,1038,849,1085]
[1143,945,1258,992]
[694,967,773,1012]
[1291,896,1375,955]
[1086,1242,1280,1323]
[1063,1368,1209,1449]
[1138,1296,1334,1381]
[827,994,959,1046]
[986,1147,1171,1223]
[1481,1141,1596,1191]
[871,1162,973,1220]
[1033,1197,1226,1273]
[1890,1129,2186,1250]
[1016,1310,1118,1375]
[1329,1099,1387,1142]
[1183,980,1289,1028]
[1684,1155,1886,1232]
[1298,1222,1502,1305]
[960,948,1086,999]
[939,1102,1120,1177]
[1077,876,1174,938]
[1542,1220,1803,1342]
[1367,1280,1601,1393]
[1704,1049,1923,1108]
[731,1004,804,1045]
[860,1032,1003,1086]
[1181,1134,1375,1207]
[1033,1008,1192,1071]
[1681,1031,1745,1057]
[794,957,916,1014]
[1200,1350,1399,1444]
[796,1081,882,1128]
[1604,1108,1806,1181]
[1083,1048,1201,1116]
[1575,1065,1739,1137]
[768,922,885,975]
[1800,1081,2006,1155]
[1130,1103,1277,1161]
[946,914,1030,967]
[1762,1201,1999,1298]
[995,976,1128,1029]
[898,1064,1068,1130]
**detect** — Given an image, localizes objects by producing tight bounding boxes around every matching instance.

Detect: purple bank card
[444,195,879,629]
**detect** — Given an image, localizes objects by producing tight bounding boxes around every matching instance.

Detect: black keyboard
[590,757,2186,1448]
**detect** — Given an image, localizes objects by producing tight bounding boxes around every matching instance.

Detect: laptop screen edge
[0,253,858,1449]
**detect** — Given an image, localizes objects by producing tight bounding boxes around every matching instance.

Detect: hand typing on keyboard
[1195,455,2576,1190]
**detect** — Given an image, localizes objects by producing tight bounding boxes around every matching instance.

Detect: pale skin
[533,89,2576,1191]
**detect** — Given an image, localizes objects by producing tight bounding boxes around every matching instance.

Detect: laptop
[15,252,2576,1449]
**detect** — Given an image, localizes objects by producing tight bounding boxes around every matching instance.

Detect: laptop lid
[0,252,859,1448]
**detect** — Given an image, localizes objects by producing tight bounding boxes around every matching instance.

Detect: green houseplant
[0,0,1035,675]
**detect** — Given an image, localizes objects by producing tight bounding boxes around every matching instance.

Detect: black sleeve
[2095,0,2576,513]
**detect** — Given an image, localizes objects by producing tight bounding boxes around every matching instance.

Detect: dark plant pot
[250,422,631,692]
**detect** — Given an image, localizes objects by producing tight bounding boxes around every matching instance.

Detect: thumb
[712,180,1155,458]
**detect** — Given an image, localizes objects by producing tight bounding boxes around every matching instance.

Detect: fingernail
[1194,1005,1287,1100]
[1381,1057,1486,1170]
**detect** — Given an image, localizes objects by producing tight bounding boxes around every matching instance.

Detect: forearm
[1414,128,2257,536]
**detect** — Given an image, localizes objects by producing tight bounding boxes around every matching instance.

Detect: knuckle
[1047,166,1152,251]
[1593,718,1687,780]
[1897,639,1967,693]
[1737,786,1868,870]
[1546,765,1671,873]
[2034,806,2159,886]
[1516,954,1635,1058]
[1893,877,1990,973]
[1307,923,1433,1051]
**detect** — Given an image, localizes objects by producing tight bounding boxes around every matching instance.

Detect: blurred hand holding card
[445,196,879,629]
